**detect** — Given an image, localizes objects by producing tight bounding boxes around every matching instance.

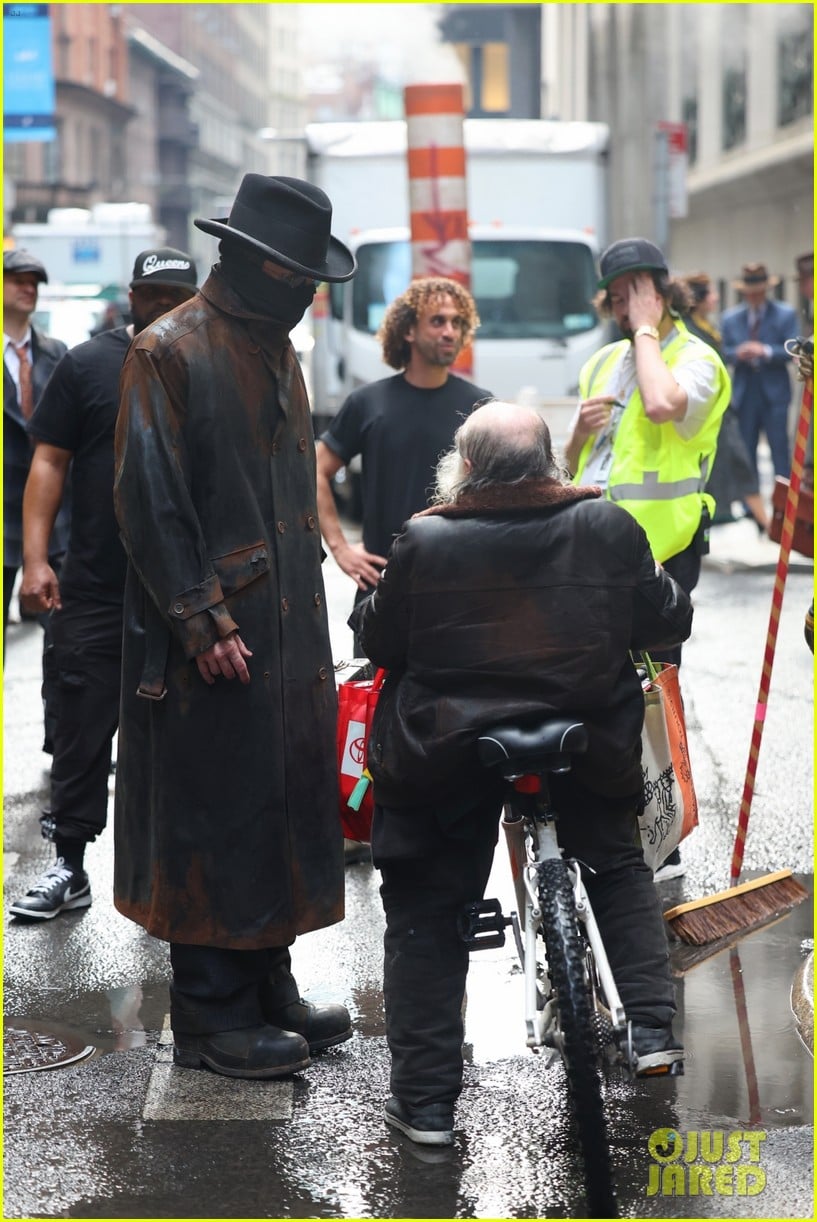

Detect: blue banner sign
[4,4,56,142]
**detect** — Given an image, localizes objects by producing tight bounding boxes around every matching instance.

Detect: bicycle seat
[477,717,588,774]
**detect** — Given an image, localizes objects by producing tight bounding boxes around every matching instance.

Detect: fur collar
[415,478,602,519]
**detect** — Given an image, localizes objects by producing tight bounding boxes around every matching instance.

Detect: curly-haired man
[316,276,491,644]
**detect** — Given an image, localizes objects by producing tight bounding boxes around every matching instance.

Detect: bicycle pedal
[457,898,512,949]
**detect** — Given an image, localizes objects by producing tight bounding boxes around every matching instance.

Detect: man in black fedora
[721,261,798,480]
[113,175,356,1079]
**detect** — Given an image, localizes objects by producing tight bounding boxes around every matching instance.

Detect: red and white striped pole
[404,82,472,375]
[730,371,814,882]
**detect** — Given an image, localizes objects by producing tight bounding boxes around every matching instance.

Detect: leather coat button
[318,666,328,680]
[248,343,260,355]
[313,593,322,606]
[173,603,185,615]
[277,521,286,533]
[298,437,307,452]
[281,597,289,611]
[306,515,316,530]
[272,442,279,455]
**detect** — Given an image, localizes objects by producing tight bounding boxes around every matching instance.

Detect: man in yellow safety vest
[565,237,730,669]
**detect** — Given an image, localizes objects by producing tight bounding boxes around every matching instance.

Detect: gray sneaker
[9,858,91,920]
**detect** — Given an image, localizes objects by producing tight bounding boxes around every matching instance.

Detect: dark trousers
[651,541,701,670]
[41,599,122,845]
[169,943,295,1035]
[737,391,791,480]
[373,776,675,1112]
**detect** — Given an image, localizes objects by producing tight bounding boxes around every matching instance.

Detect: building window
[481,43,510,113]
[778,7,813,126]
[721,8,747,151]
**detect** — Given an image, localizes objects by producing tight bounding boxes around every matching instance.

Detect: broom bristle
[665,872,808,946]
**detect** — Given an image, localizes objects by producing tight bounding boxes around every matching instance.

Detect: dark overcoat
[113,269,343,948]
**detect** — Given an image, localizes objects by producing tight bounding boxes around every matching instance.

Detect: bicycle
[458,714,638,1218]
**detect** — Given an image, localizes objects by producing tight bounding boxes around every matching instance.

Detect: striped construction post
[730,372,813,882]
[404,82,472,374]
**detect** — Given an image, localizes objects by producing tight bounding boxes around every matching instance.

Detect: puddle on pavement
[670,879,813,1127]
[465,868,813,1129]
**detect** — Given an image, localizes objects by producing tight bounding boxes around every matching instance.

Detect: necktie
[749,310,761,341]
[13,342,33,419]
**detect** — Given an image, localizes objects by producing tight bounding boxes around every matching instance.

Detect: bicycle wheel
[538,858,617,1218]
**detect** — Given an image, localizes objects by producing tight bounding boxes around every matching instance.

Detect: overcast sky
[299,3,464,82]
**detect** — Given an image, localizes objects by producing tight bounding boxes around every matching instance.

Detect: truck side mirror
[329,282,344,321]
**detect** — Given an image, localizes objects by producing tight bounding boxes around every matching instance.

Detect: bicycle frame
[502,797,629,1059]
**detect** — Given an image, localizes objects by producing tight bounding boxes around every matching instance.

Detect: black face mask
[218,241,315,326]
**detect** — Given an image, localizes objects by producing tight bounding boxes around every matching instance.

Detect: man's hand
[195,632,253,685]
[333,540,388,591]
[626,272,665,331]
[573,396,619,443]
[736,340,767,362]
[19,560,61,614]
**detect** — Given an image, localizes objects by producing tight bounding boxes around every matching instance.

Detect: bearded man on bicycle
[351,399,692,1147]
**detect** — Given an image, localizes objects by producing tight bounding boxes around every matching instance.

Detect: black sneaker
[632,1024,685,1077]
[384,1096,455,1146]
[9,858,91,920]
[653,848,685,883]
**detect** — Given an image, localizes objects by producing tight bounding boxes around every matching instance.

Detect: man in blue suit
[721,261,798,480]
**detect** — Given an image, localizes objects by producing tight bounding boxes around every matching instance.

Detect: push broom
[665,351,812,946]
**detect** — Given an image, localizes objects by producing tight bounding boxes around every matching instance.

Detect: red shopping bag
[336,668,386,842]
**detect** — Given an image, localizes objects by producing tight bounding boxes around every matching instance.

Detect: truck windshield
[352,239,599,340]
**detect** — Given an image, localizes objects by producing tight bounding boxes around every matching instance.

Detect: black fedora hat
[195,174,356,283]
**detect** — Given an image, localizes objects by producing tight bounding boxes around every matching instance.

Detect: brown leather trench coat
[113,270,343,948]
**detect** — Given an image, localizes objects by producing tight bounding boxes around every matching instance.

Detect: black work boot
[173,1023,310,1079]
[260,948,352,1053]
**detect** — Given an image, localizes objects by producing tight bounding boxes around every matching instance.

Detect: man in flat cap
[10,248,198,923]
[721,261,798,481]
[113,176,356,1079]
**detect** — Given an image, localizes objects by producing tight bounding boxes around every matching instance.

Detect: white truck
[305,118,610,459]
[11,201,165,290]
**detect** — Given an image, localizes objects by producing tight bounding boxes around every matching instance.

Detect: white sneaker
[653,849,685,883]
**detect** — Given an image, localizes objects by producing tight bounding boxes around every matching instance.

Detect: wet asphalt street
[3,513,813,1220]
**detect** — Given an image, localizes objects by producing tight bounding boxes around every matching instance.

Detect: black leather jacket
[353,479,692,809]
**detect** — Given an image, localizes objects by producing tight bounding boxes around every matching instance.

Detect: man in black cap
[10,248,198,923]
[564,237,731,882]
[565,237,730,642]
[112,177,355,1080]
[3,248,68,755]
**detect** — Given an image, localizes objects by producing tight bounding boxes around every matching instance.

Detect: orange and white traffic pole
[404,82,473,375]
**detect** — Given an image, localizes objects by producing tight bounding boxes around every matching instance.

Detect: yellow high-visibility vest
[574,321,731,562]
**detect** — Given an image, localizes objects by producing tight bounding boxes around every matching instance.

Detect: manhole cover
[3,1020,95,1074]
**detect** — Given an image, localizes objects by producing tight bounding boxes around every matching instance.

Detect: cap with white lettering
[130,247,197,289]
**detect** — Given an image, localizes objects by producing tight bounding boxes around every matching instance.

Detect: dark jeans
[737,393,791,480]
[41,599,122,844]
[169,943,294,1035]
[651,541,701,670]
[373,776,675,1112]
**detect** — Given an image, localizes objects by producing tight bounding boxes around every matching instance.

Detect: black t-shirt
[28,326,131,603]
[321,373,492,558]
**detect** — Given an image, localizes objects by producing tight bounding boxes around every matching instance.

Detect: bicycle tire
[538,858,617,1218]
